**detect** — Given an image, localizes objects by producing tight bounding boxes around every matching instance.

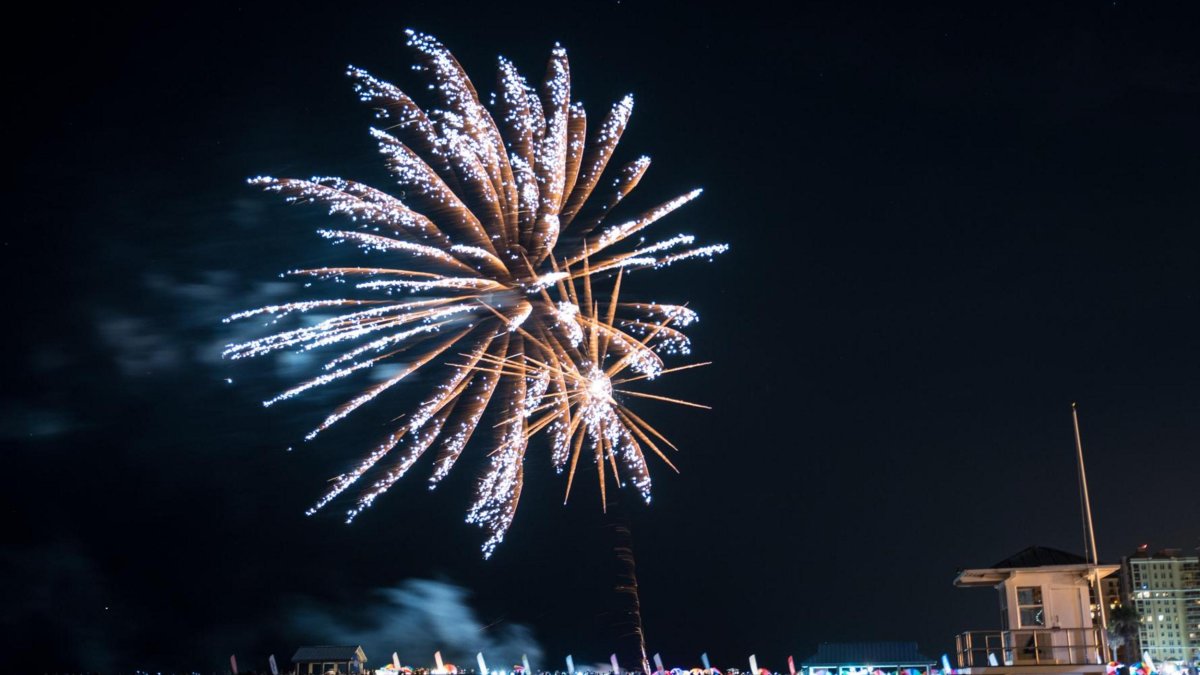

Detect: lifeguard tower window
[1016,587,1045,627]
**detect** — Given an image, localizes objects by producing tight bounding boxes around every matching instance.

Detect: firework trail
[225,30,725,557]
[611,512,650,675]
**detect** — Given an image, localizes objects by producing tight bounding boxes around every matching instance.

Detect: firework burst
[225,30,725,556]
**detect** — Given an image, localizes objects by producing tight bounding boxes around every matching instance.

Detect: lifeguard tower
[952,546,1119,675]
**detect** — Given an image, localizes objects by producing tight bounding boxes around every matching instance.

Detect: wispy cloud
[288,579,543,669]
[94,270,301,378]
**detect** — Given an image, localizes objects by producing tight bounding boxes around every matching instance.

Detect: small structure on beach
[952,545,1120,674]
[292,645,368,675]
[803,641,934,675]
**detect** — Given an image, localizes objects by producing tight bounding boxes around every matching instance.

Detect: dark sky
[4,2,1199,673]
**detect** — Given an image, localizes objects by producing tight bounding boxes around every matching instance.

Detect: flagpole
[1072,402,1110,663]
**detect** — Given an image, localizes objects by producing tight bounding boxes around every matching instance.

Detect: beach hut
[292,645,368,675]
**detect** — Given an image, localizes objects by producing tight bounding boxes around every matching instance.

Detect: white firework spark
[225,30,724,556]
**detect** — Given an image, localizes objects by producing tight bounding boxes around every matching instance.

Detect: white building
[952,546,1119,675]
[1121,546,1200,666]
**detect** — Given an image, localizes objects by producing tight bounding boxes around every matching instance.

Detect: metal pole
[1072,403,1110,663]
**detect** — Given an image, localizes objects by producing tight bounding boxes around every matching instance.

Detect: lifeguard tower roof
[803,642,933,667]
[990,546,1087,568]
[954,546,1117,587]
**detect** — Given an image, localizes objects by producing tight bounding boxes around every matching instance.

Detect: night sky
[5,2,1199,673]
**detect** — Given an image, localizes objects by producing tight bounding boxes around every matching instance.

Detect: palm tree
[1107,604,1142,662]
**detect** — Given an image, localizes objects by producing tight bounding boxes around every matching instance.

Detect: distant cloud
[94,270,301,378]
[96,314,183,377]
[0,405,75,439]
[288,579,543,669]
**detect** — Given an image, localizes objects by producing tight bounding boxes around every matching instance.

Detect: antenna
[1072,403,1099,566]
[1072,403,1110,662]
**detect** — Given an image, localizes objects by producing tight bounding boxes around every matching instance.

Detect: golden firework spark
[225,30,724,556]
[455,270,711,552]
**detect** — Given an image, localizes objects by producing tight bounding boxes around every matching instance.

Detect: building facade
[1121,547,1200,666]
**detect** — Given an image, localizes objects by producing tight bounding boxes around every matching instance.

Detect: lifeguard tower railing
[954,628,1103,668]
